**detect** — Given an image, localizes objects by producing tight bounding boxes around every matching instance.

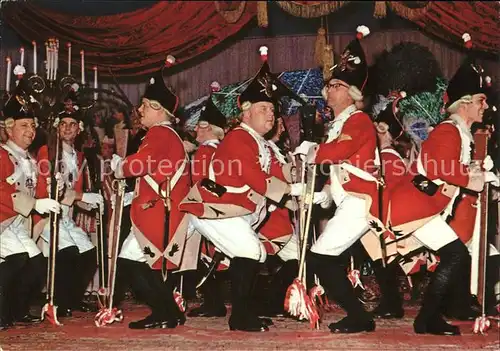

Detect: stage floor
[1,302,499,350]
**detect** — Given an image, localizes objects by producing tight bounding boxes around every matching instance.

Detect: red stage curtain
[399,1,500,54]
[275,1,499,54]
[2,1,256,77]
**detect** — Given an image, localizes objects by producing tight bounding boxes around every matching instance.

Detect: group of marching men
[0,25,499,335]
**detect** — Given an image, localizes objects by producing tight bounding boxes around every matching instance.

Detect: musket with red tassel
[41,114,63,326]
[94,127,128,327]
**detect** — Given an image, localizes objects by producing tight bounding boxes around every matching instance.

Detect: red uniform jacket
[388,122,471,234]
[0,145,46,234]
[180,125,293,220]
[115,124,191,270]
[307,110,380,227]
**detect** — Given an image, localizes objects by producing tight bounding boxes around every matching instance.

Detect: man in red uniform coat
[38,101,103,316]
[0,85,60,328]
[187,89,229,318]
[387,34,496,335]
[111,57,191,329]
[180,52,301,332]
[293,25,378,334]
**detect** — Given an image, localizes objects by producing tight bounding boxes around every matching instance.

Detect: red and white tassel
[473,315,491,334]
[356,25,370,40]
[348,269,365,290]
[259,45,268,62]
[165,55,176,67]
[462,33,472,49]
[173,287,186,313]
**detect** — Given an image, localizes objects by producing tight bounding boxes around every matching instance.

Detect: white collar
[6,140,29,159]
[334,104,357,122]
[239,123,265,142]
[151,120,172,128]
[449,114,473,141]
[62,141,76,154]
[201,139,220,146]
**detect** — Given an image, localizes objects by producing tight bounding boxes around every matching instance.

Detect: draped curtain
[275,1,500,53]
[2,1,257,77]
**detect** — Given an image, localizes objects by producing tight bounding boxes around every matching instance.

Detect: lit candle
[6,57,11,92]
[67,42,71,75]
[32,41,37,75]
[45,42,49,78]
[20,47,24,67]
[54,46,58,81]
[80,50,85,85]
[93,66,98,100]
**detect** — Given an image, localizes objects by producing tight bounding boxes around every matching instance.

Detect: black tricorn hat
[2,79,38,120]
[58,108,84,122]
[238,46,308,109]
[143,55,179,114]
[329,25,370,95]
[445,33,487,107]
[199,94,227,130]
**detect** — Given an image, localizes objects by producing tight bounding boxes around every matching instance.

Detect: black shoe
[372,304,404,319]
[128,314,176,330]
[15,314,42,324]
[229,315,269,332]
[414,316,460,335]
[0,317,13,330]
[328,316,375,333]
[187,304,227,317]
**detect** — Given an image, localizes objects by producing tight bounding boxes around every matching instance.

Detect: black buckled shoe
[414,316,460,335]
[15,314,42,324]
[129,314,178,330]
[328,316,375,334]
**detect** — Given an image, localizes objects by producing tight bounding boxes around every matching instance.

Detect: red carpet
[1,302,499,350]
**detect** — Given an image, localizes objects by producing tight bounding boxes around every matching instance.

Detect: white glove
[111,191,134,210]
[289,183,304,196]
[485,171,500,187]
[313,191,333,209]
[292,141,317,156]
[124,191,134,207]
[466,168,485,192]
[110,154,123,172]
[82,192,104,209]
[483,155,494,172]
[34,198,60,214]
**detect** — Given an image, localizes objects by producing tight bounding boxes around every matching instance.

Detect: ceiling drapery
[273,1,499,53]
[2,1,257,77]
